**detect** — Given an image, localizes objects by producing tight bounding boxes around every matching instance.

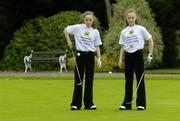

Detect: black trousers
[71,50,95,109]
[122,50,146,108]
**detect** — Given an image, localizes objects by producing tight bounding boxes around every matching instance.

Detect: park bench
[24,50,67,73]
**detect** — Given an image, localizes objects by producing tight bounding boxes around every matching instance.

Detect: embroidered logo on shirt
[128,30,134,35]
[83,31,90,38]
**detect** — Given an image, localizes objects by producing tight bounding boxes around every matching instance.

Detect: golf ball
[108,71,112,74]
[77,53,80,56]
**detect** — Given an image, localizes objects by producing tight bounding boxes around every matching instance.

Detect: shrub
[103,0,164,69]
[1,11,102,71]
[1,11,81,71]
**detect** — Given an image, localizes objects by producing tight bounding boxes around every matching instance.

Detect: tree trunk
[175,30,180,67]
[104,0,111,26]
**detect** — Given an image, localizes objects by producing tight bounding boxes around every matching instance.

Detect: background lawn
[0,74,180,121]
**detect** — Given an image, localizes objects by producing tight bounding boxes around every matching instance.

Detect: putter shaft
[71,49,82,85]
[126,72,144,104]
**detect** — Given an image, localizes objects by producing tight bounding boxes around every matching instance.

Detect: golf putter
[126,72,145,104]
[125,53,152,104]
[70,49,82,85]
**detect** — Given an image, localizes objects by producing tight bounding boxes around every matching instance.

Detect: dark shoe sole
[137,108,146,110]
[85,108,96,110]
[71,108,80,111]
[119,107,132,110]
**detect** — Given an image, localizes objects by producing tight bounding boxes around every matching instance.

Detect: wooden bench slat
[31,60,59,62]
[31,57,59,62]
[24,50,67,72]
[32,51,65,54]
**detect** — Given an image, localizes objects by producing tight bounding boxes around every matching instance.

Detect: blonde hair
[124,8,140,26]
[82,11,97,28]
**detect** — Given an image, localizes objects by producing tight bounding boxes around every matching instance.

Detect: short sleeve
[94,30,102,46]
[66,24,79,35]
[141,27,152,41]
[119,32,125,45]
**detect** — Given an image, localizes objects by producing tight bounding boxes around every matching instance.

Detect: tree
[0,0,15,59]
[0,0,56,59]
[146,0,180,68]
[103,0,164,68]
[0,0,110,62]
[1,11,82,71]
[104,0,112,24]
[1,11,102,71]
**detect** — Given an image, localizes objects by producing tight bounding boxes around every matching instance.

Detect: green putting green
[0,75,180,121]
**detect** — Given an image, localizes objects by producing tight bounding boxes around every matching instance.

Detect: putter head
[126,102,132,105]
[125,97,135,104]
[76,82,82,85]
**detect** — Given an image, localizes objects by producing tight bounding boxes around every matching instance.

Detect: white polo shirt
[119,25,152,53]
[66,24,102,52]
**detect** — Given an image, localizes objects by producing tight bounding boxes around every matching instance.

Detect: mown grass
[0,75,180,121]
[146,68,180,74]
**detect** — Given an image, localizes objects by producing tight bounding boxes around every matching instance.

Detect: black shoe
[71,106,80,110]
[137,106,145,110]
[119,105,132,110]
[85,105,97,110]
